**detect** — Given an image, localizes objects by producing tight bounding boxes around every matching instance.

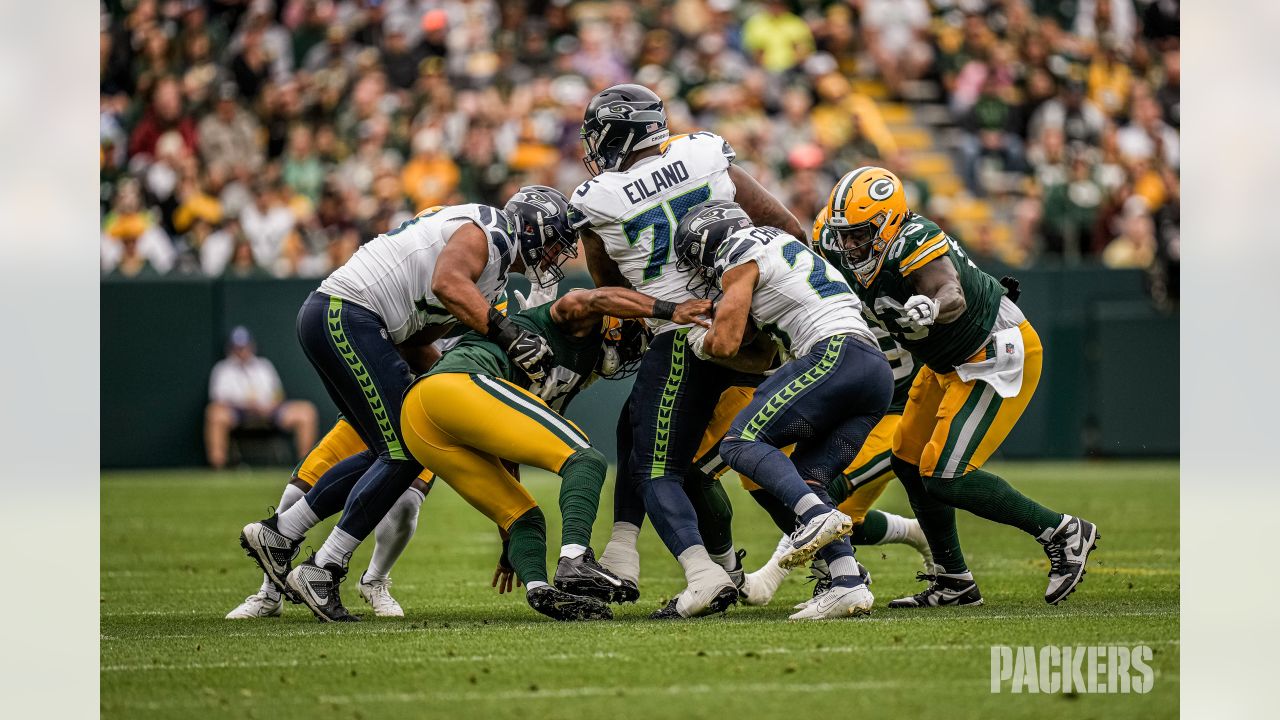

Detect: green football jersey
[845,212,1006,372]
[427,303,601,413]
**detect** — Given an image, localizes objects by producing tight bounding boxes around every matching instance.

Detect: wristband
[484,307,520,350]
[653,300,677,320]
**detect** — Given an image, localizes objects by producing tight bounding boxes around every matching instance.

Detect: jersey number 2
[782,241,850,299]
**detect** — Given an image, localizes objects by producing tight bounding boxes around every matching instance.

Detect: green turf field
[101,460,1178,719]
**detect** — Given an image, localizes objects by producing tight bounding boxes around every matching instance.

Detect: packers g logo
[869,178,895,201]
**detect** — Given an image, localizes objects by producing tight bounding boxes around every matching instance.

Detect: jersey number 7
[622,184,711,281]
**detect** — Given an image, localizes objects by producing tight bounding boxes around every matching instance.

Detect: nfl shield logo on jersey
[1005,342,1015,355]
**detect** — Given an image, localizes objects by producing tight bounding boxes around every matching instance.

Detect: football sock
[507,507,549,585]
[893,455,968,574]
[336,459,422,541]
[677,545,725,585]
[639,475,703,556]
[315,526,360,569]
[828,554,859,580]
[525,580,549,591]
[684,467,735,557]
[709,547,738,572]
[276,495,320,541]
[598,521,641,583]
[748,489,798,534]
[849,509,889,545]
[794,493,828,522]
[364,485,425,582]
[923,468,1064,538]
[720,439,815,513]
[560,544,587,560]
[259,483,306,598]
[557,448,607,548]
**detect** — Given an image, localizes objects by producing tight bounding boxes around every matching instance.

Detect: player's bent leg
[627,330,737,619]
[918,323,1096,603]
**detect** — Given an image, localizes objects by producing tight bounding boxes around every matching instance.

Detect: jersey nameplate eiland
[622,160,691,204]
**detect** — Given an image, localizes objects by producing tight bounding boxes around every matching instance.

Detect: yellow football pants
[892,320,1044,479]
[294,418,435,487]
[401,373,591,531]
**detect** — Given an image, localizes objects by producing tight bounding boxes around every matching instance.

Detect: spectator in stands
[97,0,1176,277]
[1101,197,1157,270]
[129,76,199,162]
[742,0,814,75]
[861,0,934,98]
[198,83,263,175]
[205,326,317,470]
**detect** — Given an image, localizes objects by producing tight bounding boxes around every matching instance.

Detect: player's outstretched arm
[431,223,501,334]
[905,256,967,326]
[551,287,711,336]
[698,262,758,359]
[580,228,633,289]
[728,165,805,240]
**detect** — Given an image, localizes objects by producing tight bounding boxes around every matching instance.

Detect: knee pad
[718,437,773,478]
[560,447,608,480]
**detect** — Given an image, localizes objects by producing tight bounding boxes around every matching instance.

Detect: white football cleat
[225,591,283,619]
[741,534,792,607]
[358,574,405,617]
[778,509,854,570]
[789,581,874,620]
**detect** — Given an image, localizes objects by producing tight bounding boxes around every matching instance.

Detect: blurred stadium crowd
[100,0,1178,300]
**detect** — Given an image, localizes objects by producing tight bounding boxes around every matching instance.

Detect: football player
[819,167,1098,607]
[401,287,711,621]
[570,84,801,618]
[674,201,892,619]
[240,187,577,621]
[737,208,932,607]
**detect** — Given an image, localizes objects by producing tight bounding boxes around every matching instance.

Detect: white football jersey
[568,131,737,333]
[319,204,515,343]
[714,226,877,357]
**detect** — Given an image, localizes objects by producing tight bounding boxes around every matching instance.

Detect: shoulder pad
[567,177,624,227]
[713,231,766,278]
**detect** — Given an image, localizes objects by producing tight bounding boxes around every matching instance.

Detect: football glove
[903,294,940,327]
[485,308,556,382]
[513,282,559,310]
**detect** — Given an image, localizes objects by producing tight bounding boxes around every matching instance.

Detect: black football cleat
[526,585,613,621]
[284,555,359,622]
[887,571,984,608]
[1041,515,1099,605]
[553,548,639,604]
[239,515,301,595]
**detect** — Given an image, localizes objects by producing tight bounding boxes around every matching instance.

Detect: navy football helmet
[674,200,754,296]
[504,185,578,288]
[580,84,669,176]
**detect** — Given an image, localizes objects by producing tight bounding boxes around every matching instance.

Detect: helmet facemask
[826,211,891,285]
